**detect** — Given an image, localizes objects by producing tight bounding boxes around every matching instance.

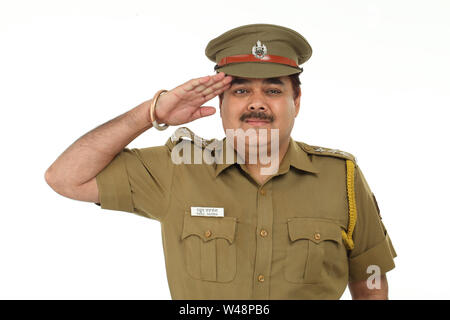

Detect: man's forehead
[230,76,287,86]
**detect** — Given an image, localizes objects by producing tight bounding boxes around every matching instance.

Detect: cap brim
[216,62,302,78]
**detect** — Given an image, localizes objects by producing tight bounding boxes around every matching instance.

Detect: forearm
[351,292,388,300]
[45,100,153,189]
[349,274,389,300]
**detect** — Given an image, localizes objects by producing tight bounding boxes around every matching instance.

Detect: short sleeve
[348,164,397,282]
[95,145,174,221]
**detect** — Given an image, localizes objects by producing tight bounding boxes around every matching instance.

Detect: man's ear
[294,86,301,117]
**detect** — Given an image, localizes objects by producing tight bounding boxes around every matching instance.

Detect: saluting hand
[152,72,232,126]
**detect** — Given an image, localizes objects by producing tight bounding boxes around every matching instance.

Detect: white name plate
[190,207,224,217]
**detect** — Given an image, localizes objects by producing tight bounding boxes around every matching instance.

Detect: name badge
[190,207,224,217]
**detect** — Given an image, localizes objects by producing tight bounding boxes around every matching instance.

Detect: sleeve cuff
[349,233,397,282]
[95,152,134,213]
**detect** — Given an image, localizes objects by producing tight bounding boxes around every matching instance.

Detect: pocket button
[205,230,212,238]
[314,232,321,241]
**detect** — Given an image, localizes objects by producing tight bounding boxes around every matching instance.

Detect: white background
[1,0,449,299]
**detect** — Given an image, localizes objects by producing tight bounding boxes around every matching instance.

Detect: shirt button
[257,274,265,282]
[205,230,212,238]
[260,229,268,237]
[260,189,266,196]
[314,232,321,240]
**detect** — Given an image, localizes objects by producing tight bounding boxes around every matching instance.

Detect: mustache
[240,111,274,122]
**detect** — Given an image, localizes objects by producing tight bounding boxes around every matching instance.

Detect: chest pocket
[284,217,345,284]
[181,213,237,282]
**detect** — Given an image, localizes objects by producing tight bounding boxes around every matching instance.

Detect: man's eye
[234,89,248,94]
[267,89,281,94]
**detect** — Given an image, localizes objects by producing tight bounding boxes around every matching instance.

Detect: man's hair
[289,73,301,100]
[219,73,301,101]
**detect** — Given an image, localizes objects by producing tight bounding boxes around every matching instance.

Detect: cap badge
[252,40,267,59]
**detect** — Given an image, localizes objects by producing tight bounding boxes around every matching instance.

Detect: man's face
[219,76,301,151]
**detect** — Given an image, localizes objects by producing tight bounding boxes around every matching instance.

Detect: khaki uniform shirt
[95,127,397,299]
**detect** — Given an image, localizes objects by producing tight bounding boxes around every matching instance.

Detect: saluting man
[45,24,397,300]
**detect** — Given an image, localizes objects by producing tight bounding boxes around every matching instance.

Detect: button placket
[252,181,274,299]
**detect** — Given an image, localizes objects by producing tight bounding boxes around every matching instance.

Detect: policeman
[45,24,397,299]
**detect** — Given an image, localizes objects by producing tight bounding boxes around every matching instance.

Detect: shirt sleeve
[94,145,174,221]
[348,164,397,282]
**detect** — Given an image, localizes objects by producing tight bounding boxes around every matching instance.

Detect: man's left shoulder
[297,141,357,164]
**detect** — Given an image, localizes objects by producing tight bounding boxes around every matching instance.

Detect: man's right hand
[45,72,232,204]
[152,72,233,126]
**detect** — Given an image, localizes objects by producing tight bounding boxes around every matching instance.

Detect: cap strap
[217,54,298,68]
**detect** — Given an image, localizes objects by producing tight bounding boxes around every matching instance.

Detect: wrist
[129,101,154,130]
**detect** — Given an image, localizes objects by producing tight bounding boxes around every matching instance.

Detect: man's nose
[247,91,268,112]
[248,104,267,112]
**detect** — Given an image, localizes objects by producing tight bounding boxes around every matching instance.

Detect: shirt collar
[214,137,319,177]
[278,137,319,174]
[213,138,241,177]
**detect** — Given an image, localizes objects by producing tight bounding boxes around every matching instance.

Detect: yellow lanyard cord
[342,160,357,250]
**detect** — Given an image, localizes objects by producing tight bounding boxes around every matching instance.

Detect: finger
[202,83,231,101]
[204,83,231,101]
[189,106,216,122]
[183,75,211,92]
[193,72,227,93]
[199,75,231,96]
[200,75,232,96]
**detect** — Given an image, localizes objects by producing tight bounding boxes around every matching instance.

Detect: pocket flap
[181,213,237,244]
[287,218,342,244]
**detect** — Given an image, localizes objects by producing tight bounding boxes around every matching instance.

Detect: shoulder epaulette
[299,141,358,250]
[299,142,357,164]
[165,127,219,152]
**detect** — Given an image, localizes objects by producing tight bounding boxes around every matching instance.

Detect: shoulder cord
[342,160,357,250]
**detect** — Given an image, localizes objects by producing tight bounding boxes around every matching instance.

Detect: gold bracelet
[149,89,169,131]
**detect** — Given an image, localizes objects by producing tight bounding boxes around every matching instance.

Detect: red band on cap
[218,54,298,68]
